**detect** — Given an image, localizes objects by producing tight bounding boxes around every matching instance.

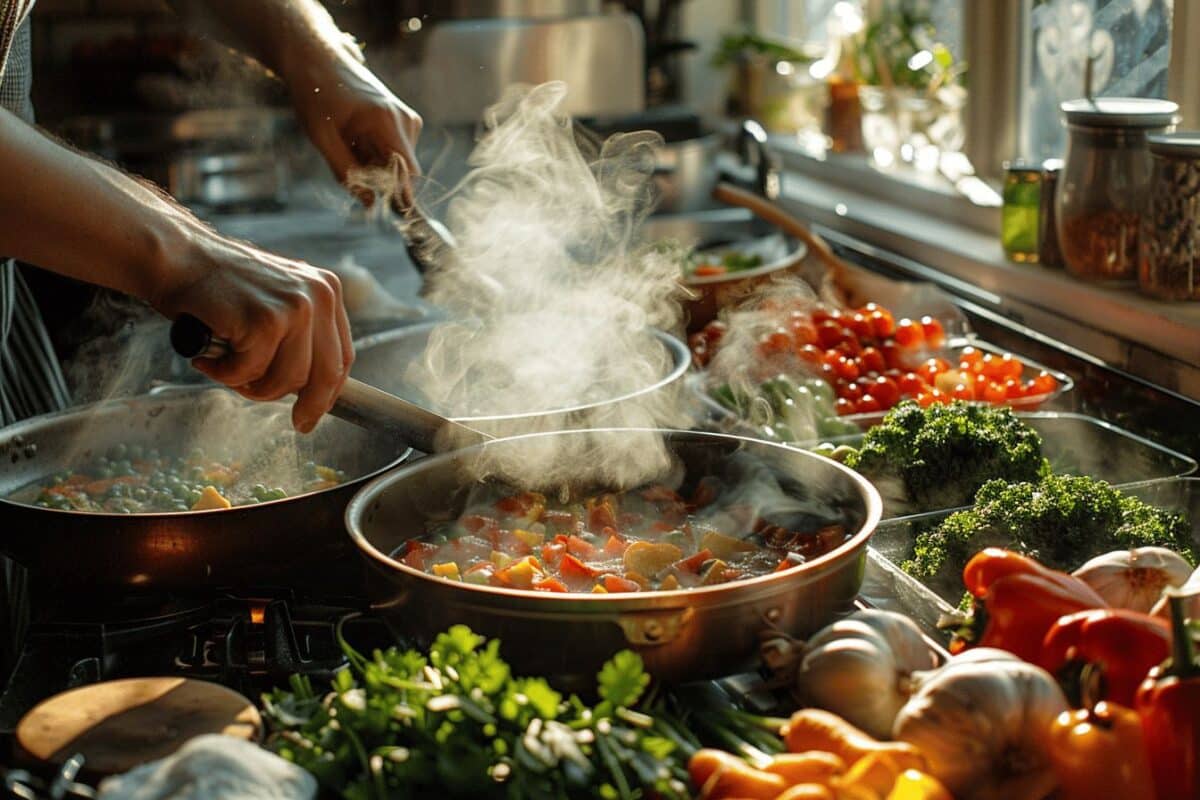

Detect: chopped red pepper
[540,542,565,568]
[602,574,642,593]
[460,514,499,534]
[401,541,440,571]
[565,535,597,559]
[586,496,618,530]
[1040,609,1170,707]
[559,554,599,580]
[533,576,568,593]
[674,548,714,574]
[602,534,626,556]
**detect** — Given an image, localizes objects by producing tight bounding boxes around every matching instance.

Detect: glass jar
[1055,98,1178,281]
[1139,133,1200,300]
[1001,162,1042,262]
[1038,159,1064,268]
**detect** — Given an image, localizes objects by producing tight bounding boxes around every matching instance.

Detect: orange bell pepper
[1048,701,1155,800]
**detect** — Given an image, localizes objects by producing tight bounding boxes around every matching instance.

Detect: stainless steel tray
[870,470,1200,605]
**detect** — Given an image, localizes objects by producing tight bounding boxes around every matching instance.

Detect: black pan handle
[736,119,782,201]
[171,313,228,360]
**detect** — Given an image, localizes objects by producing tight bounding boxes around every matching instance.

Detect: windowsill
[755,140,1200,396]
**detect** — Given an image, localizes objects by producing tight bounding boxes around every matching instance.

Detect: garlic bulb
[1072,547,1192,612]
[1151,564,1200,620]
[797,610,939,739]
[893,659,1068,800]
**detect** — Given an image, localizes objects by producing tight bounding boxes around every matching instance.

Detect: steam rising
[406,82,693,489]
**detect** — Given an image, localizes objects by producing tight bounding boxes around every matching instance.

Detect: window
[1018,0,1174,162]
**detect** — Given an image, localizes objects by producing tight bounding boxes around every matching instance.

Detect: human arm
[171,0,422,202]
[0,108,351,432]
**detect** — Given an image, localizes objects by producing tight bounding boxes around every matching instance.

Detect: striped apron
[0,0,71,675]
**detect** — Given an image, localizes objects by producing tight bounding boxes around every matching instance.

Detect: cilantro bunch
[262,625,695,800]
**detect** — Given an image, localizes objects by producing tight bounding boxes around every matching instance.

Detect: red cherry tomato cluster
[689,301,1060,416]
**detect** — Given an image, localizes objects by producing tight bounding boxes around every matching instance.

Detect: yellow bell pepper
[190,485,231,511]
[885,770,953,800]
[431,562,461,580]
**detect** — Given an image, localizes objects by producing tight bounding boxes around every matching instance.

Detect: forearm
[0,108,202,305]
[167,0,362,89]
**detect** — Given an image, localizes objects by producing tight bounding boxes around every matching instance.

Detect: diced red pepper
[533,576,569,593]
[603,534,627,556]
[674,549,714,574]
[560,554,599,580]
[498,530,532,556]
[566,535,597,559]
[461,514,499,534]
[495,491,546,520]
[401,541,440,571]
[542,510,578,532]
[541,542,566,568]
[602,574,642,593]
[587,497,619,530]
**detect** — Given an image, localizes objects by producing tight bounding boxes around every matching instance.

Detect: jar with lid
[1001,161,1042,262]
[1139,133,1200,300]
[1055,98,1178,280]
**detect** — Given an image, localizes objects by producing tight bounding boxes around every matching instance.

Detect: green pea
[186,491,202,507]
[110,444,128,460]
[188,466,204,481]
[96,467,113,479]
[146,448,160,461]
[34,500,49,508]
[173,502,190,512]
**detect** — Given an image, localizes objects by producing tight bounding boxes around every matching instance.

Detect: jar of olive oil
[1001,162,1042,262]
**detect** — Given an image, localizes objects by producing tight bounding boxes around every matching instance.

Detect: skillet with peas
[19,443,346,514]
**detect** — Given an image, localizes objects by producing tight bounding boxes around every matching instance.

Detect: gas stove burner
[0,589,390,748]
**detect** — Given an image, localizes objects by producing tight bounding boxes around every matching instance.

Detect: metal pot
[351,322,692,434]
[345,429,881,683]
[0,387,410,592]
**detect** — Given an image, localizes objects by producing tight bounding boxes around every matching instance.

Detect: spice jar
[1139,133,1200,300]
[1001,162,1042,262]
[1056,98,1178,280]
[1038,159,1064,267]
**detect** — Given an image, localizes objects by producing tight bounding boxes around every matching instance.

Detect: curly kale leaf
[905,474,1195,597]
[845,400,1050,512]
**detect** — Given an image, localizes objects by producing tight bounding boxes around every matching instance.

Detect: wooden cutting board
[16,677,262,776]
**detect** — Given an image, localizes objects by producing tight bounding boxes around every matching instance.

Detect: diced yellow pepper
[490,551,514,569]
[885,770,953,800]
[499,557,540,589]
[190,485,231,511]
[659,574,680,591]
[513,528,545,548]
[316,465,340,482]
[432,562,461,580]
[591,584,608,593]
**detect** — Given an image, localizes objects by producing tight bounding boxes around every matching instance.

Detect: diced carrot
[603,534,627,556]
[560,554,599,580]
[82,476,141,496]
[541,542,566,568]
[566,535,597,559]
[533,576,568,593]
[587,497,618,530]
[602,574,642,593]
[692,263,727,277]
[674,549,713,574]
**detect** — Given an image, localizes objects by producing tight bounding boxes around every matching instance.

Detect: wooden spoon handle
[712,182,849,281]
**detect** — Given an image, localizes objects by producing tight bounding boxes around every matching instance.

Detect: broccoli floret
[843,401,1050,512]
[905,474,1195,597]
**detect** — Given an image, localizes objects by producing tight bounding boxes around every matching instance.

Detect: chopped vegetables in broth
[403,481,849,593]
[18,443,346,513]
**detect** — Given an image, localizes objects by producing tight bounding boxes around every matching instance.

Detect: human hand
[151,230,353,433]
[285,47,422,206]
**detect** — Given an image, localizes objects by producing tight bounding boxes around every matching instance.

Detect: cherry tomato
[789,314,816,344]
[996,353,1024,381]
[811,307,840,326]
[834,397,855,416]
[796,343,823,364]
[898,372,926,397]
[920,315,945,348]
[837,336,864,357]
[855,394,882,413]
[879,339,906,370]
[758,329,793,357]
[860,347,886,374]
[833,355,861,382]
[981,380,1009,404]
[838,380,864,402]
[918,357,951,384]
[870,375,901,408]
[957,345,981,366]
[818,362,838,383]
[893,318,926,348]
[1003,378,1026,400]
[979,353,1001,379]
[846,312,873,340]
[871,311,896,339]
[1029,370,1059,396]
[816,321,849,349]
[950,382,975,401]
[916,389,945,408]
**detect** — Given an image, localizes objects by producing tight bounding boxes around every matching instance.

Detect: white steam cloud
[406,82,694,489]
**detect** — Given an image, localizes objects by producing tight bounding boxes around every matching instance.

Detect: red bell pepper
[953,549,1107,662]
[1135,591,1200,800]
[1040,608,1171,707]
